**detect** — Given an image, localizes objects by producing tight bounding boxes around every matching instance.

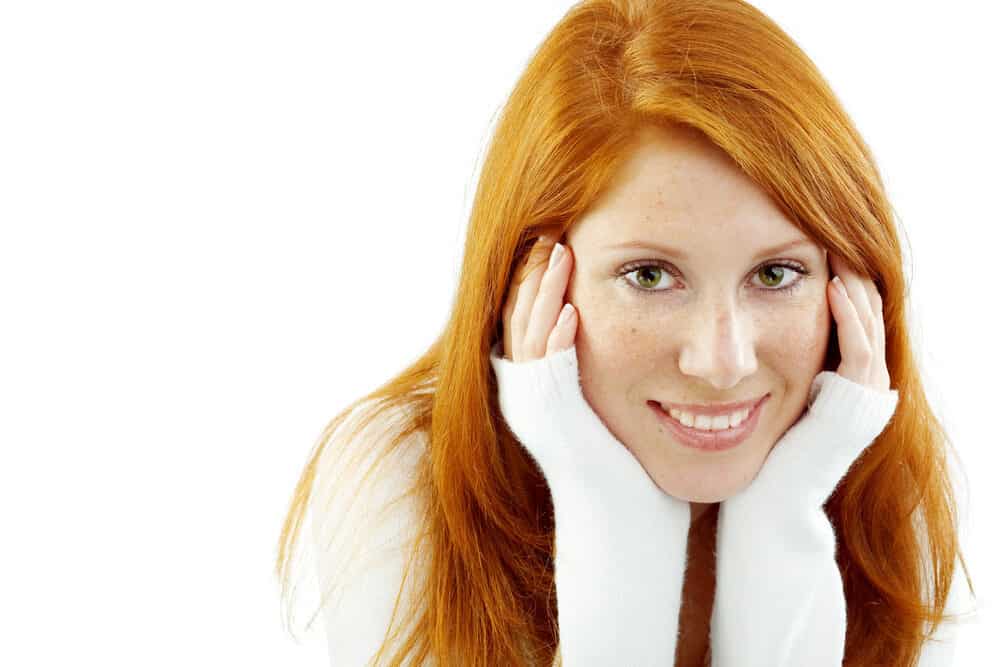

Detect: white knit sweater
[310,344,974,666]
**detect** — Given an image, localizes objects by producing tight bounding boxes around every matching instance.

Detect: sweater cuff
[806,370,899,443]
[488,340,583,406]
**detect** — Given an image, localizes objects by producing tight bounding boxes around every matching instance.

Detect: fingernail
[548,242,565,269]
[557,303,574,325]
[833,275,847,295]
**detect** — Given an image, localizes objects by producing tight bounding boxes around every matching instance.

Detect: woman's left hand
[828,252,891,393]
[710,254,900,666]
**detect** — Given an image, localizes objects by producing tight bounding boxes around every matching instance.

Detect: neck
[690,501,719,524]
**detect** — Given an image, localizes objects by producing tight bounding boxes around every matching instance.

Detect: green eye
[634,266,666,290]
[757,264,785,288]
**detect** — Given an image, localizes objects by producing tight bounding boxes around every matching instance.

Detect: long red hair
[276,1,974,664]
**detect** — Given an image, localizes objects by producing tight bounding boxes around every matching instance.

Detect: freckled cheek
[573,299,627,349]
[755,298,832,375]
[568,286,655,372]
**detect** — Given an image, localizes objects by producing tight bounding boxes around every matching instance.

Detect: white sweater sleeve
[710,371,899,666]
[308,403,428,667]
[710,371,979,666]
[490,342,692,666]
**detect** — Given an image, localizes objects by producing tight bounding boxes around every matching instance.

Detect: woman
[276,1,975,664]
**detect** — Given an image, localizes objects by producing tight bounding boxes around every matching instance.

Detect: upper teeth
[666,406,751,431]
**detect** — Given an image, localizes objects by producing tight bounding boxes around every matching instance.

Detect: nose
[677,295,758,391]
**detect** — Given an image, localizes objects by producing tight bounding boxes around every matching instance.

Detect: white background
[0,1,995,665]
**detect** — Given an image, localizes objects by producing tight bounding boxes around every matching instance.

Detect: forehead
[569,125,804,246]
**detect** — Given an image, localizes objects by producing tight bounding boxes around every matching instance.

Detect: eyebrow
[608,237,816,261]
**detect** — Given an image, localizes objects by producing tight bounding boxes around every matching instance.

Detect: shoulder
[313,400,426,488]
[308,399,429,589]
[309,400,431,664]
[310,399,428,562]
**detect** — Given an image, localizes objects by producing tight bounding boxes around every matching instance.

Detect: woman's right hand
[493,233,608,480]
[500,234,577,362]
[489,235,692,667]
[490,234,667,495]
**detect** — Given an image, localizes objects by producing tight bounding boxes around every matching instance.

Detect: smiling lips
[658,395,765,418]
[650,395,769,452]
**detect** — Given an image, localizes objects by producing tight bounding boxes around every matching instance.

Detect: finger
[857,277,881,352]
[829,254,890,391]
[507,236,557,361]
[524,241,574,360]
[867,281,890,391]
[830,253,876,345]
[866,280,885,361]
[502,266,529,360]
[546,303,578,355]
[829,276,872,385]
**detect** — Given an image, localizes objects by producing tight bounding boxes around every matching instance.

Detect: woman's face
[564,124,831,505]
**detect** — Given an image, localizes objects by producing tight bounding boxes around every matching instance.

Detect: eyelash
[616,260,811,296]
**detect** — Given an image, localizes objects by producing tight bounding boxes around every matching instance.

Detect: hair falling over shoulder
[275,1,974,664]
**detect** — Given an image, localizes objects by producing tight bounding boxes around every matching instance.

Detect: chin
[651,478,736,503]
[672,489,731,503]
[650,460,761,503]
